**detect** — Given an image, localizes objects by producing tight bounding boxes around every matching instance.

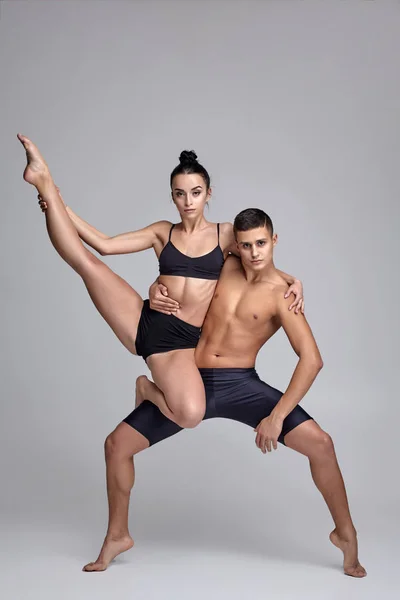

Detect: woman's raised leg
[18,134,143,353]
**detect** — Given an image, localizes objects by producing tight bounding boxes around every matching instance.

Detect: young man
[83,209,366,577]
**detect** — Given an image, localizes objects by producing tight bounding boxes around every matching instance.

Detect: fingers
[157,299,179,310]
[289,296,304,313]
[157,284,180,308]
[149,300,177,313]
[154,303,178,313]
[257,433,267,454]
[37,194,47,209]
[288,294,298,311]
[294,298,303,314]
[38,195,48,212]
[155,294,180,310]
[158,284,169,297]
[156,290,180,309]
[256,432,278,453]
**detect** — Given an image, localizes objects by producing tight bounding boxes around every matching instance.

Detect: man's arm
[148,277,180,314]
[271,295,323,421]
[255,295,323,452]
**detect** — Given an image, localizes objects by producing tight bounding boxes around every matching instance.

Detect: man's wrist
[271,405,287,421]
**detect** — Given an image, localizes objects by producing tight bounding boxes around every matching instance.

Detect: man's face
[235,226,277,271]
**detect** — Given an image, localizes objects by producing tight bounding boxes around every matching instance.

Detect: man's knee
[105,432,123,460]
[104,427,143,460]
[313,429,335,457]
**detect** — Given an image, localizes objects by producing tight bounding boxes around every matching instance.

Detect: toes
[83,562,106,572]
[345,565,367,578]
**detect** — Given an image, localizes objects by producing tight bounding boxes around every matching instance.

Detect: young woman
[18,134,303,427]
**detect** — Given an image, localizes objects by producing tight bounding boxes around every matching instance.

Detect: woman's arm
[66,207,171,256]
[39,191,170,256]
[65,206,108,252]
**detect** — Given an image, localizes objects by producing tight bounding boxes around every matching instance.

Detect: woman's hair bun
[179,150,198,165]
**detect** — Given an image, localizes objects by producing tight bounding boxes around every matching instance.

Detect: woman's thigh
[80,250,144,354]
[147,349,206,424]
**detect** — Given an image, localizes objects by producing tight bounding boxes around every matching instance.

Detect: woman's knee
[175,401,205,429]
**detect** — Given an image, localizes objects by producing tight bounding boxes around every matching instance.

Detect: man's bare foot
[17,134,51,187]
[135,375,149,408]
[83,534,134,572]
[329,529,367,577]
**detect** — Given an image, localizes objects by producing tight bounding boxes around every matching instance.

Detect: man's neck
[242,261,278,283]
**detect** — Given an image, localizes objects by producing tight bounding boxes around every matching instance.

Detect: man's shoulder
[259,271,289,296]
[256,276,290,316]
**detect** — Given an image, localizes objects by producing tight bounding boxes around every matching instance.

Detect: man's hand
[285,279,304,314]
[149,281,180,315]
[254,414,284,454]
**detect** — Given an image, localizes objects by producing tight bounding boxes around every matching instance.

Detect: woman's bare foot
[329,529,367,577]
[17,134,51,187]
[83,534,134,572]
[135,375,149,408]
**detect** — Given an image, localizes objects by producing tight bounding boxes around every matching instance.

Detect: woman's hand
[284,279,304,314]
[149,280,180,315]
[37,185,66,212]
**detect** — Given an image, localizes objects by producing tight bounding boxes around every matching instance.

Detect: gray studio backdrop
[1,0,399,557]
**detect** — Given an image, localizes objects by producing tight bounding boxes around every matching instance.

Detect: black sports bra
[159,224,224,280]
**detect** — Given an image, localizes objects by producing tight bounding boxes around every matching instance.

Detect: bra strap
[217,223,220,243]
[168,224,175,241]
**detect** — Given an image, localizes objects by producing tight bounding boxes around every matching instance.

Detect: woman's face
[171,173,211,219]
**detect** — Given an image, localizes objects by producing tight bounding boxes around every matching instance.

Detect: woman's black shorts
[135,300,201,361]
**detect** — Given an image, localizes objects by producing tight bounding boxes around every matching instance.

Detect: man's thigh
[108,421,151,456]
[214,371,314,445]
[122,400,183,448]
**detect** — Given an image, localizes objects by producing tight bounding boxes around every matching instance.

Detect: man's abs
[195,329,258,368]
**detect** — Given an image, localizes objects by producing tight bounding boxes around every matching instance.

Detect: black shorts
[135,300,201,361]
[123,368,313,445]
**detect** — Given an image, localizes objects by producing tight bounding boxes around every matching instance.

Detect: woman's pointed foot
[17,134,51,187]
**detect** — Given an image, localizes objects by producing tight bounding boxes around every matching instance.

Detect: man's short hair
[233,208,274,237]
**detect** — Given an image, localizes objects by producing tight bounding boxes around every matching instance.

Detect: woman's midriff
[158,275,218,327]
